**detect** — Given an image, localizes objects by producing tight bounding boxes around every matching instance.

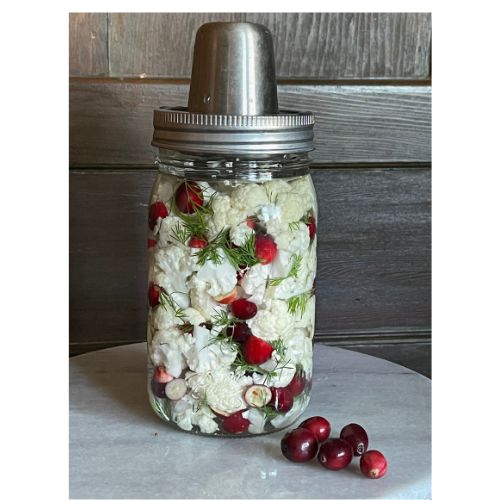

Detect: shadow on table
[69,344,164,427]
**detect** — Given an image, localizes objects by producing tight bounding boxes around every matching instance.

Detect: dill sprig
[287,290,311,317]
[270,338,287,359]
[264,185,278,204]
[211,308,233,327]
[288,221,302,231]
[170,221,190,246]
[267,253,302,286]
[261,405,280,420]
[223,232,260,269]
[159,290,186,321]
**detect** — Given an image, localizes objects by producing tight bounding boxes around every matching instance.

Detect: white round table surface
[69,343,431,499]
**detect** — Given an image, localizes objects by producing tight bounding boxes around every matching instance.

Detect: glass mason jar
[145,21,316,436]
[146,150,317,435]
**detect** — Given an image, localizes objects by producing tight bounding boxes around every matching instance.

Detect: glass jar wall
[146,151,317,436]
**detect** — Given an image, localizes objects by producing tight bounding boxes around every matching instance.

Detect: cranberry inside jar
[146,21,317,436]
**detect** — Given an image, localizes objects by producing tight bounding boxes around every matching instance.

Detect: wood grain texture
[69,167,431,348]
[69,13,109,76]
[108,13,238,77]
[69,81,431,165]
[107,13,431,79]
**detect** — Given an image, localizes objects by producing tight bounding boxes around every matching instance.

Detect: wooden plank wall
[69,13,432,377]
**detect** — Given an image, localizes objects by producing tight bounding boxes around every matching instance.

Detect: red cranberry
[188,235,208,248]
[281,428,318,462]
[175,181,203,214]
[148,283,162,307]
[269,387,294,413]
[147,238,157,248]
[227,322,251,343]
[153,366,173,384]
[150,378,167,398]
[148,201,169,230]
[255,234,277,264]
[340,423,369,456]
[231,299,257,319]
[246,216,257,229]
[222,410,250,434]
[307,215,316,241]
[299,416,331,443]
[287,371,306,396]
[243,335,273,364]
[317,438,353,470]
[360,450,387,479]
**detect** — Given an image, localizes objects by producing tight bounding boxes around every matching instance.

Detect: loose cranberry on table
[148,201,169,230]
[148,283,162,307]
[269,387,294,413]
[231,298,257,319]
[360,450,387,479]
[226,322,251,343]
[317,438,353,470]
[243,335,273,364]
[287,371,306,396]
[306,215,316,241]
[299,416,331,443]
[281,428,318,462]
[175,181,204,214]
[222,410,250,433]
[188,235,208,249]
[255,234,277,264]
[340,423,369,456]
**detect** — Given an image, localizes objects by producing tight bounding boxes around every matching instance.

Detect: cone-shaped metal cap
[152,21,314,155]
[187,22,279,115]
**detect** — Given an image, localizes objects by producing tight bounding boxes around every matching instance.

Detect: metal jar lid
[151,22,314,155]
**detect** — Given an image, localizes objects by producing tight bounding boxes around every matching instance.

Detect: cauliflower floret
[289,176,316,213]
[171,398,194,431]
[231,184,268,215]
[259,203,282,222]
[183,307,205,326]
[154,245,199,304]
[204,368,252,415]
[244,408,265,434]
[252,352,296,388]
[196,249,237,297]
[247,299,295,342]
[149,327,193,377]
[230,222,254,246]
[276,223,310,254]
[276,192,305,223]
[240,264,271,305]
[158,215,187,248]
[263,180,292,197]
[152,305,184,331]
[188,276,227,321]
[185,325,237,373]
[294,295,316,333]
[206,194,246,239]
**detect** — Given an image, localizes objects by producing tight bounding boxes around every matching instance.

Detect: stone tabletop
[69,343,431,499]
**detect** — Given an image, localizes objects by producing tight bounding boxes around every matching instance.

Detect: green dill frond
[267,253,302,287]
[170,222,190,245]
[288,221,302,231]
[287,291,311,317]
[270,338,287,359]
[211,308,233,327]
[159,290,186,320]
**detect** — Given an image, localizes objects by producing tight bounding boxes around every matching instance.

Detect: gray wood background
[69,13,432,377]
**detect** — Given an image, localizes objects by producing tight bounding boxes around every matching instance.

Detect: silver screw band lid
[152,107,315,155]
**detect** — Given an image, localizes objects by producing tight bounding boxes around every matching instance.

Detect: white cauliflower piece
[149,327,193,377]
[188,275,227,322]
[276,192,305,223]
[231,184,268,215]
[185,325,237,373]
[154,245,199,306]
[263,180,292,197]
[171,398,194,431]
[289,176,316,214]
[240,264,271,305]
[196,249,237,297]
[274,223,310,254]
[244,408,266,434]
[206,194,246,239]
[183,307,205,326]
[247,299,295,342]
[158,215,186,248]
[259,203,282,222]
[204,368,252,415]
[229,222,254,246]
[252,352,297,388]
